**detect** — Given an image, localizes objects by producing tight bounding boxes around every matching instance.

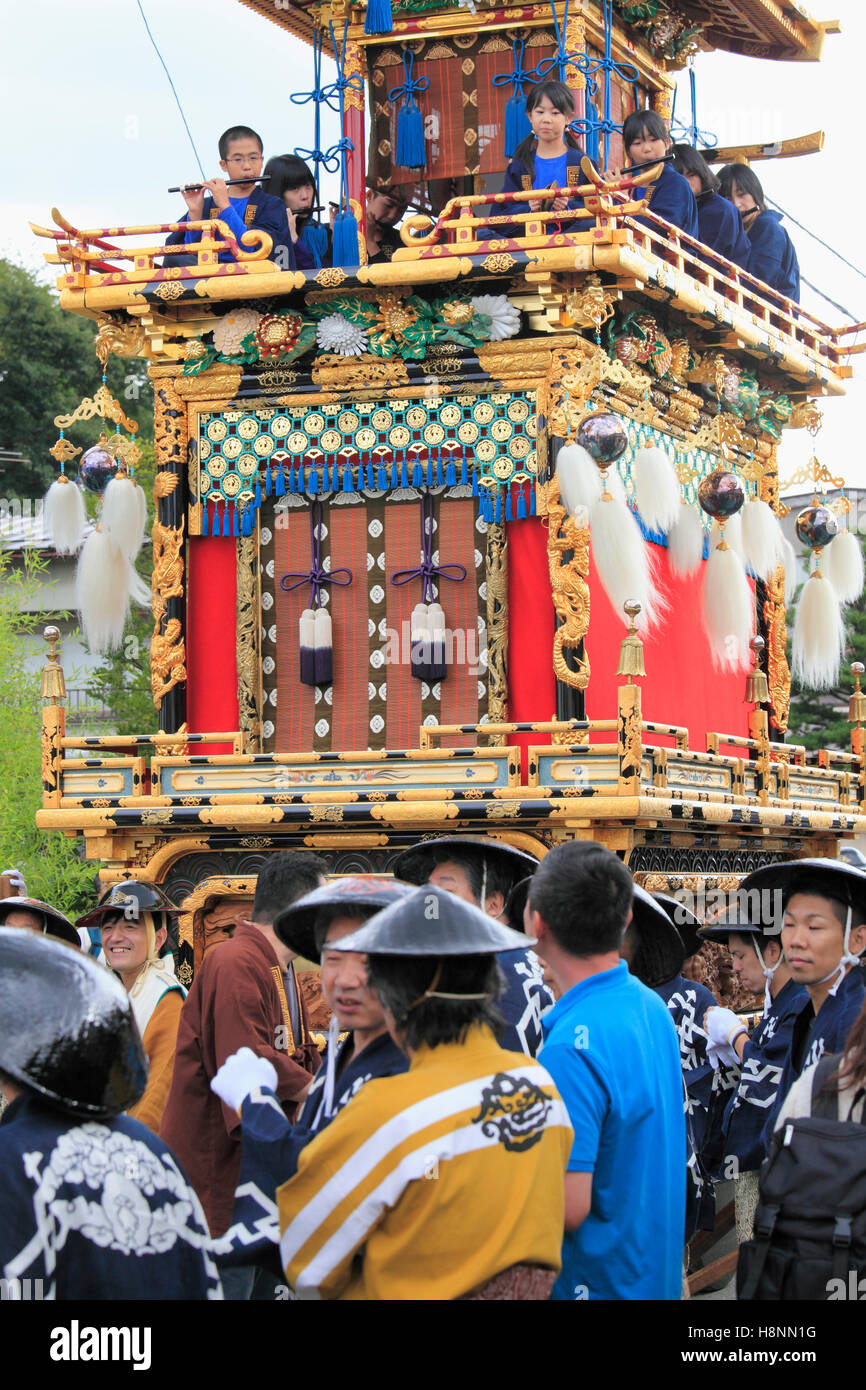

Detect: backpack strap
[810,1052,841,1120]
[738,1202,780,1301]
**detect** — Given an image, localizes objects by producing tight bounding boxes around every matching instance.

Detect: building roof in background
[0,509,94,555]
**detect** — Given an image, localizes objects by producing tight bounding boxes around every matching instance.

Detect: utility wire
[766,195,866,287]
[801,276,862,324]
[135,0,206,180]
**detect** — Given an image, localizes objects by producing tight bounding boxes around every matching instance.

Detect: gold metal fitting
[850,662,866,726]
[745,634,769,706]
[617,601,645,682]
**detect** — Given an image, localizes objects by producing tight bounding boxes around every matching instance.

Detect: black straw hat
[628,886,686,989]
[391,836,539,889]
[739,857,866,928]
[330,883,531,957]
[652,891,704,959]
[76,879,181,930]
[0,896,80,948]
[274,876,415,963]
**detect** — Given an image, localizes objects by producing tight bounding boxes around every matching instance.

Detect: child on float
[609,110,698,239]
[496,80,586,232]
[717,163,800,302]
[671,144,750,271]
[262,153,331,271]
[165,125,295,269]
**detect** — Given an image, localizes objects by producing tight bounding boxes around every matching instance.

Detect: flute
[618,152,677,177]
[167,176,269,193]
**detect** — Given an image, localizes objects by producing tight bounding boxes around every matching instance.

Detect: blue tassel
[472,469,479,498]
[275,466,286,498]
[426,453,434,486]
[401,458,410,488]
[366,461,375,489]
[264,466,272,497]
[436,450,445,485]
[221,505,230,537]
[517,486,527,520]
[202,502,209,536]
[378,464,388,490]
[460,450,468,485]
[232,504,240,538]
[505,488,513,521]
[286,462,295,492]
[308,467,319,494]
[446,454,457,486]
[254,479,261,509]
[504,91,532,159]
[296,463,305,492]
[243,507,253,537]
[364,0,392,35]
[412,459,423,488]
[332,208,360,267]
[395,103,425,170]
[342,464,354,492]
[331,458,341,491]
[529,486,536,516]
[390,458,399,488]
[494,489,502,523]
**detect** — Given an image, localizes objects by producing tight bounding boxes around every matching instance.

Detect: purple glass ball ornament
[795,503,838,550]
[576,411,628,467]
[79,445,119,495]
[697,468,745,520]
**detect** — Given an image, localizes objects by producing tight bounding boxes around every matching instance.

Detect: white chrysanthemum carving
[470,294,520,341]
[316,313,368,357]
[212,308,262,355]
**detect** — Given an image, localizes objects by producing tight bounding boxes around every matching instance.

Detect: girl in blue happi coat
[671,144,751,272]
[611,110,699,239]
[717,163,800,302]
[262,154,331,271]
[498,80,586,229]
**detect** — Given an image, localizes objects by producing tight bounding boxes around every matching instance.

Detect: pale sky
[2,0,863,492]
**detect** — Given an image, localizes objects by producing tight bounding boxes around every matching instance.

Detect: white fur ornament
[702,542,753,672]
[667,502,705,578]
[740,498,786,581]
[44,476,86,555]
[824,529,865,605]
[76,530,131,653]
[792,567,845,689]
[632,445,681,534]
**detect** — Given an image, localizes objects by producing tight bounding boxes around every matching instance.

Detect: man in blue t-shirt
[527,842,685,1299]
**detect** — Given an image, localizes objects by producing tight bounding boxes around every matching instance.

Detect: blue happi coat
[762,964,865,1149]
[721,976,807,1173]
[498,947,554,1057]
[0,1093,222,1299]
[214,1029,408,1270]
[655,974,722,1235]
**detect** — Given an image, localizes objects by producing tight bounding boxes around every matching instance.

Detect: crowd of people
[0,834,863,1301]
[165,88,800,303]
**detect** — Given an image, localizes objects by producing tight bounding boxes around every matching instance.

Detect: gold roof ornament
[617,601,646,682]
[850,663,866,727]
[745,635,769,707]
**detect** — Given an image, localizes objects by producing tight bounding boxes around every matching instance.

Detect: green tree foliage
[787,534,866,750]
[0,258,153,497]
[85,441,157,734]
[0,550,101,918]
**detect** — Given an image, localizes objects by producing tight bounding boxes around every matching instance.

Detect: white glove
[210,1047,278,1113]
[704,1006,748,1050]
[2,869,26,895]
[707,1039,740,1071]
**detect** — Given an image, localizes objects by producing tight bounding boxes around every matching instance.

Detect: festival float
[29,0,866,994]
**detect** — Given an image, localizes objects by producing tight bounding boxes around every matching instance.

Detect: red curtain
[186,537,238,751]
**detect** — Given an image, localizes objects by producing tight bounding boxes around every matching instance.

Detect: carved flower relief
[374,293,419,343]
[212,308,262,355]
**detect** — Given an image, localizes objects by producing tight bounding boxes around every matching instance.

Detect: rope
[134,0,205,179]
[764,196,866,287]
[670,65,718,150]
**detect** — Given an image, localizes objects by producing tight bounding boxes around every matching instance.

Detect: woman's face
[529,94,570,145]
[685,172,703,197]
[728,181,757,217]
[284,185,314,212]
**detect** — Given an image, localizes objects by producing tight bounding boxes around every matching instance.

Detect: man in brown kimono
[161,852,326,1297]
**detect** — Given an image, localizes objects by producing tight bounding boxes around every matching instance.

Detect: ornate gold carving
[308,804,345,823]
[49,437,81,465]
[481,254,517,274]
[311,353,410,389]
[237,535,262,754]
[151,518,185,627]
[315,267,348,288]
[151,617,187,706]
[140,808,175,825]
[486,521,508,730]
[564,275,617,332]
[546,478,590,690]
[486,800,521,818]
[476,346,551,379]
[94,319,148,364]
[154,280,185,301]
[343,39,366,112]
[170,368,243,402]
[154,470,179,498]
[546,342,605,439]
[54,383,138,435]
[764,564,791,735]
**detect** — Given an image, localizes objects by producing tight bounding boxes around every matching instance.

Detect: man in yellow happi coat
[274,884,573,1300]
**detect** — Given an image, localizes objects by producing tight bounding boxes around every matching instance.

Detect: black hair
[671,143,719,198]
[427,847,514,910]
[252,852,327,924]
[717,162,765,212]
[218,126,263,160]
[782,876,866,932]
[528,841,633,957]
[513,79,581,168]
[622,109,670,153]
[313,904,372,955]
[262,153,316,199]
[367,952,504,1050]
